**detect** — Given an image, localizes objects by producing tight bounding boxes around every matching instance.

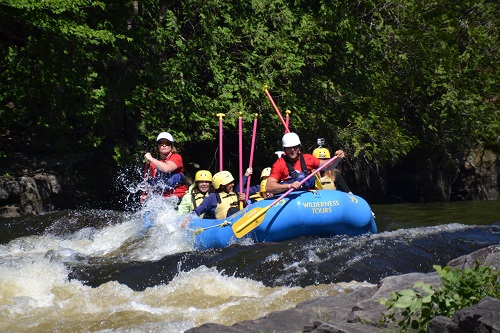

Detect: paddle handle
[268,155,339,208]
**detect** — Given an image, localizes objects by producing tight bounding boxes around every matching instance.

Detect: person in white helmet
[266,132,345,194]
[142,132,188,203]
[177,170,214,217]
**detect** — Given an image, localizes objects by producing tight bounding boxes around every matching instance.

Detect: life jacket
[214,192,239,219]
[249,193,264,203]
[282,154,316,189]
[318,174,337,190]
[148,155,186,196]
[191,189,214,219]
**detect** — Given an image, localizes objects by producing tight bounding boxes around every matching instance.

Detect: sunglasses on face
[157,141,172,147]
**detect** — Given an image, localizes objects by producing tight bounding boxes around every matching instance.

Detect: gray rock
[428,297,500,333]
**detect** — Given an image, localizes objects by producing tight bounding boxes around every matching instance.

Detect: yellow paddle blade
[232,206,269,238]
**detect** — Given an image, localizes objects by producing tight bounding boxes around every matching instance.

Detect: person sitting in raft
[236,166,272,200]
[312,147,352,194]
[177,170,214,217]
[191,170,244,219]
[266,132,345,194]
[141,132,188,204]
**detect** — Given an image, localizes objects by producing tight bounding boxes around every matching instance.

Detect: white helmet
[282,132,301,148]
[156,132,174,143]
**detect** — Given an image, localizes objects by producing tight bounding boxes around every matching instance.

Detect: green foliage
[379,262,500,332]
[1,0,498,170]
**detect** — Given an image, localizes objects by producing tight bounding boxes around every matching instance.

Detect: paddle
[262,85,290,133]
[217,113,225,171]
[245,114,258,203]
[285,109,291,129]
[232,155,340,238]
[238,112,244,210]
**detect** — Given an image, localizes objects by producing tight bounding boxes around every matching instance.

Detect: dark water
[0,200,499,332]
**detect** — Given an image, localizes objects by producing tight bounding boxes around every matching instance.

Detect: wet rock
[0,172,62,217]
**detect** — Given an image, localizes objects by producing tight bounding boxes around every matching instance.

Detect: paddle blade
[232,206,269,238]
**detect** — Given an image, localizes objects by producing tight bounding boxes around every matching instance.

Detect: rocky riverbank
[186,245,500,333]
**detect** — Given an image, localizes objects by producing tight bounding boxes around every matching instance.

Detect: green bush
[379,262,499,332]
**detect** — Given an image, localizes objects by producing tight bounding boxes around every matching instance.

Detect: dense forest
[0,0,498,206]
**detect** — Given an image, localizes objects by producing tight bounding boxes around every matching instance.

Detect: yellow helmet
[260,179,267,194]
[195,170,212,182]
[312,147,331,159]
[260,167,271,179]
[212,170,234,189]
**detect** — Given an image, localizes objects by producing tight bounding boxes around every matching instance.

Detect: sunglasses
[157,141,172,147]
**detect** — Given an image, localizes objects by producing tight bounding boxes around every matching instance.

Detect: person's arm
[193,193,217,217]
[318,150,345,171]
[235,167,252,192]
[144,152,180,173]
[266,176,301,194]
[334,171,352,194]
[248,184,260,196]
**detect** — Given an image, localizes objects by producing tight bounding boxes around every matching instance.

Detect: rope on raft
[189,220,231,235]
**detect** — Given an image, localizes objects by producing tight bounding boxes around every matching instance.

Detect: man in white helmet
[266,132,345,194]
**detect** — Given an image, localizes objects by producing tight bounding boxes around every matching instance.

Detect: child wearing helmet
[247,179,274,204]
[266,132,345,194]
[234,166,272,204]
[191,170,243,219]
[178,170,214,217]
[142,132,188,203]
[312,147,352,193]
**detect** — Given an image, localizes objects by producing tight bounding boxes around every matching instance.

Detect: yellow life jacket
[319,174,337,190]
[191,190,210,218]
[248,193,264,203]
[214,192,239,219]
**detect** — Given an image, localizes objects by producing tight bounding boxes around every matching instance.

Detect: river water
[0,197,499,332]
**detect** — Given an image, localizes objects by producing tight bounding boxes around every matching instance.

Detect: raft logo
[302,200,340,214]
[348,195,358,203]
[276,199,287,206]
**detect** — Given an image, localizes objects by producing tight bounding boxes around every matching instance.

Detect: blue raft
[188,190,377,250]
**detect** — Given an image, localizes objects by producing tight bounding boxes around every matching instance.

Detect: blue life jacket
[281,154,316,189]
[150,171,185,193]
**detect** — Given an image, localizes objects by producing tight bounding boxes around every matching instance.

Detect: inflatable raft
[188,190,377,250]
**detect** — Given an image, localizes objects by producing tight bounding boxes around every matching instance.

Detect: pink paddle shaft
[238,113,243,206]
[264,89,290,133]
[217,113,225,171]
[245,114,258,202]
